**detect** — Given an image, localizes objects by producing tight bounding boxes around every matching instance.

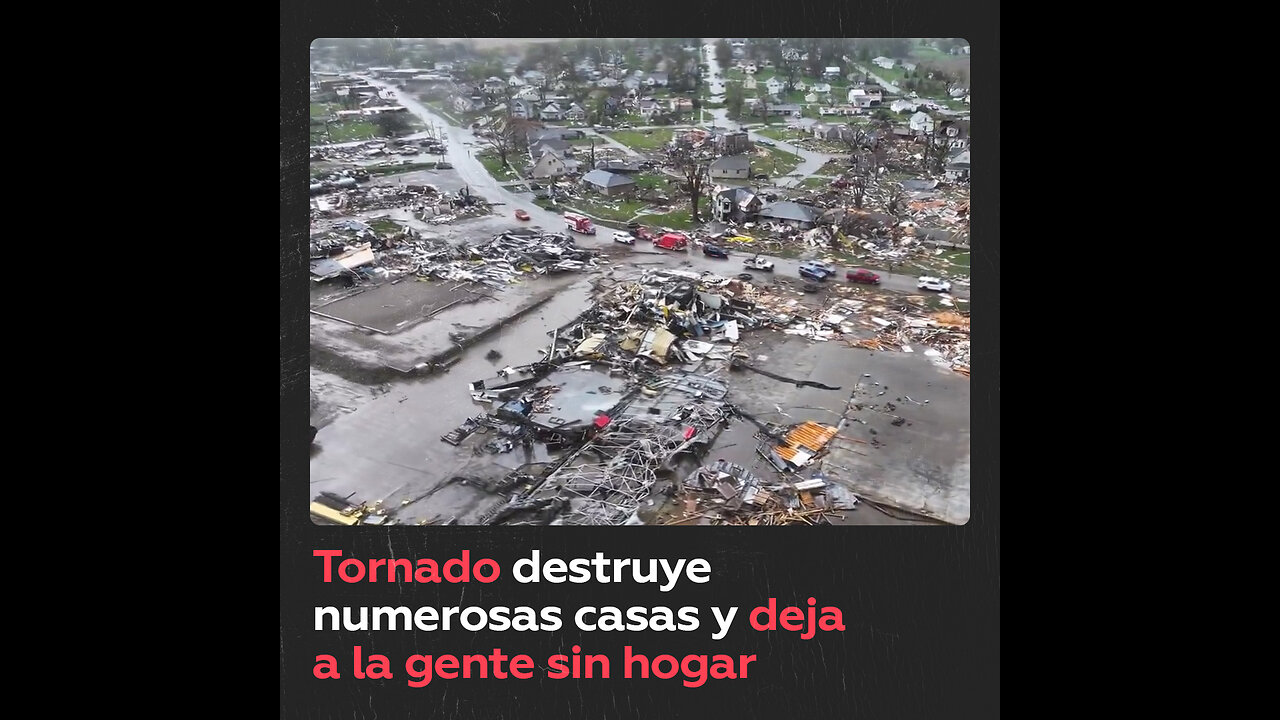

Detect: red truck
[654,232,688,251]
[564,212,596,235]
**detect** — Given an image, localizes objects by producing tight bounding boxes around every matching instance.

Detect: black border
[282,4,997,718]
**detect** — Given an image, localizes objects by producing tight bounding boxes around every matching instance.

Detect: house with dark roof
[944,148,970,181]
[529,139,572,162]
[644,72,668,87]
[713,187,762,223]
[758,201,821,229]
[581,169,637,197]
[710,154,751,181]
[936,120,970,149]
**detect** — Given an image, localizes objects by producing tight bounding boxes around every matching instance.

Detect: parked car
[752,173,769,181]
[436,161,453,169]
[743,255,774,271]
[514,209,530,221]
[612,231,635,245]
[756,140,775,147]
[846,268,880,284]
[917,276,952,292]
[799,261,837,281]
[703,244,729,258]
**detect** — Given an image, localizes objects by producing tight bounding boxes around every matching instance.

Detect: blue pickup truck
[798,261,838,281]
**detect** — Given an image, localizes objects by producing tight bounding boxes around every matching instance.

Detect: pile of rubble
[380,230,606,288]
[663,456,853,526]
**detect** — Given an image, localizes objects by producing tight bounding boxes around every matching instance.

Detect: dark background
[281,2,999,718]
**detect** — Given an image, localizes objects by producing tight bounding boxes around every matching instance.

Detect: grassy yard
[635,197,711,230]
[632,172,673,191]
[310,102,338,118]
[609,128,675,151]
[800,176,833,188]
[755,126,807,142]
[367,218,403,234]
[310,120,381,144]
[755,146,803,177]
[476,153,519,180]
[568,196,651,222]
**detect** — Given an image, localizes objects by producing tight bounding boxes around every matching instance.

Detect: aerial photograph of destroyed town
[305,37,972,527]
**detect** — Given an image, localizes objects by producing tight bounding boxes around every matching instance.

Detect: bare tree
[483,117,536,167]
[883,182,906,216]
[921,132,951,174]
[847,149,879,210]
[670,148,711,224]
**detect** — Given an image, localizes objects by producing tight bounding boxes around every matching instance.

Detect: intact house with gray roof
[758,201,821,229]
[709,154,751,182]
[944,148,970,181]
[581,169,637,197]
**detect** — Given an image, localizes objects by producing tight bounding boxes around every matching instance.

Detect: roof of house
[582,169,636,187]
[533,153,564,165]
[947,148,971,168]
[824,66,841,72]
[532,138,570,152]
[711,155,750,172]
[717,187,759,205]
[647,72,668,83]
[759,201,820,222]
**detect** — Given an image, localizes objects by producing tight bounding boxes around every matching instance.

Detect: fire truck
[563,212,596,235]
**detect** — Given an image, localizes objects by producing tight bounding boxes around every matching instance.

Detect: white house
[638,99,662,120]
[530,153,567,179]
[743,63,757,74]
[822,66,841,80]
[453,95,482,113]
[511,99,536,119]
[872,56,896,69]
[794,81,807,91]
[890,98,919,113]
[483,76,506,92]
[848,88,872,107]
[902,62,917,72]
[541,102,564,121]
[596,77,619,88]
[565,103,586,121]
[516,86,541,101]
[645,73,669,87]
[944,148,970,181]
[812,82,832,94]
[669,97,693,113]
[908,111,935,133]
[743,75,757,90]
[508,74,526,87]
[765,77,784,95]
[804,92,819,103]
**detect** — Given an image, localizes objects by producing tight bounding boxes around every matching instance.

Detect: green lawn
[367,218,403,234]
[609,128,675,151]
[310,120,381,144]
[755,126,807,142]
[568,197,651,222]
[801,176,832,188]
[756,147,803,176]
[476,153,518,180]
[310,102,338,118]
[635,197,711,230]
[632,172,673,191]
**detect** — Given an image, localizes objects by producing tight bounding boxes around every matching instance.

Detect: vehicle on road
[564,212,596,235]
[436,161,453,169]
[514,209,530,221]
[752,173,770,181]
[612,231,635,245]
[917,276,952,292]
[799,261,838,281]
[846,268,880,284]
[654,232,688,251]
[756,140,775,147]
[743,255,774,271]
[703,244,729,259]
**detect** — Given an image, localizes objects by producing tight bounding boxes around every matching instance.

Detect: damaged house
[713,187,763,224]
[709,154,751,182]
[581,169,637,197]
[758,201,821,230]
[715,130,751,155]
